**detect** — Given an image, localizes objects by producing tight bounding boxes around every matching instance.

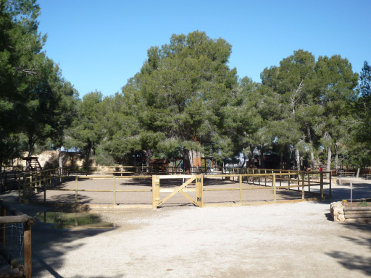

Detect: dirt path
[2,179,370,277]
[30,201,370,278]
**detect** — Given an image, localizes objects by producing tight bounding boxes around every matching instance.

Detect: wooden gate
[152,175,203,209]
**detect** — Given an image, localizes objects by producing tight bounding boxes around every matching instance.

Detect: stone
[330,201,345,222]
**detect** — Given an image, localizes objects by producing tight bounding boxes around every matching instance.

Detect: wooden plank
[78,175,115,179]
[115,189,152,192]
[301,173,305,200]
[160,188,195,193]
[75,176,78,204]
[203,188,240,191]
[113,177,116,206]
[240,187,274,190]
[273,174,276,201]
[0,215,32,224]
[115,176,151,179]
[344,207,371,211]
[0,208,5,246]
[180,191,197,206]
[152,175,160,209]
[24,222,32,278]
[239,175,242,203]
[158,175,194,179]
[158,176,196,206]
[320,172,324,199]
[204,197,322,207]
[344,212,371,217]
[196,175,203,208]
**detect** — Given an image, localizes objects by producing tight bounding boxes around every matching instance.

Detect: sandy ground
[1,178,370,277]
[36,176,325,206]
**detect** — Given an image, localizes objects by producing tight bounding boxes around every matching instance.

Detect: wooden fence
[12,169,331,210]
[0,200,33,278]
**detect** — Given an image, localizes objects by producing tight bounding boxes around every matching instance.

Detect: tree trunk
[259,145,265,168]
[280,151,283,169]
[310,150,315,169]
[334,143,339,170]
[58,149,63,172]
[327,145,332,178]
[145,149,152,173]
[307,126,315,169]
[27,135,35,157]
[241,156,246,169]
[250,145,255,168]
[356,168,360,178]
[295,149,300,170]
[183,149,192,174]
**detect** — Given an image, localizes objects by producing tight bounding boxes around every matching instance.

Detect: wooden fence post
[329,171,332,197]
[264,169,267,186]
[279,170,282,187]
[113,176,116,206]
[320,171,324,199]
[24,221,32,278]
[1,207,5,246]
[301,173,305,199]
[239,174,242,203]
[196,175,203,208]
[273,174,276,201]
[75,176,78,204]
[152,175,160,209]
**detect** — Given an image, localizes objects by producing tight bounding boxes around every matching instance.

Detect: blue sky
[38,0,371,97]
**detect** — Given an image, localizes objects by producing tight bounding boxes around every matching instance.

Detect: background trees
[1,1,368,172]
[0,0,77,167]
[118,31,239,172]
[64,34,368,171]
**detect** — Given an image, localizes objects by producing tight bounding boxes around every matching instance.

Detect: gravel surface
[2,178,371,277]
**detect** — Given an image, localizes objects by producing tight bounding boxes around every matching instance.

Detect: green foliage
[0,0,78,165]
[118,31,239,169]
[66,39,367,171]
[345,61,371,168]
[2,6,366,172]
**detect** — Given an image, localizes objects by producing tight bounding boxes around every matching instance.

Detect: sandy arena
[37,175,326,207]
[1,178,370,277]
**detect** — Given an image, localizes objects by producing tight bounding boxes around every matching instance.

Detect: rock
[330,201,345,222]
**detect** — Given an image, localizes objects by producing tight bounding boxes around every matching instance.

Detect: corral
[0,178,370,278]
[0,168,370,278]
[17,169,331,209]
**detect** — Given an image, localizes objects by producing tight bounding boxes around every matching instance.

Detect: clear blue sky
[37,0,371,98]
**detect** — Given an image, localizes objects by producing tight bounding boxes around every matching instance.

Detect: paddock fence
[10,168,331,209]
[0,200,33,278]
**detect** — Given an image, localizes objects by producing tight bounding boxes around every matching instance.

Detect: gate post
[320,171,324,199]
[196,175,203,208]
[301,172,305,199]
[152,175,160,209]
[273,173,276,201]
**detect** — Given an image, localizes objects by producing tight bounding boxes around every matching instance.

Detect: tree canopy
[68,35,368,171]
[1,2,369,172]
[0,0,77,166]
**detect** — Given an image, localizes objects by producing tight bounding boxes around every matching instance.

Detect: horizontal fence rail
[9,168,332,210]
[0,201,33,278]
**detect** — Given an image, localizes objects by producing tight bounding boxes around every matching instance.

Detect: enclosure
[7,168,332,209]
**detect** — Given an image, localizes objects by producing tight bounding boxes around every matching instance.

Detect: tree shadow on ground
[32,222,116,277]
[45,193,92,206]
[315,182,371,206]
[0,195,120,277]
[329,182,371,202]
[325,209,371,276]
[325,230,371,276]
[325,250,371,276]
